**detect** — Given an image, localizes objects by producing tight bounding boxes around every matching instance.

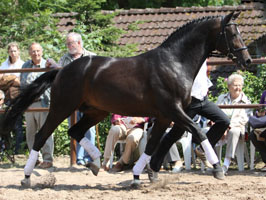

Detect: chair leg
[178,132,192,170]
[250,142,256,170]
[236,140,245,171]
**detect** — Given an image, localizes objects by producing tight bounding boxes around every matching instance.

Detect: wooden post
[70,111,77,166]
[95,124,101,151]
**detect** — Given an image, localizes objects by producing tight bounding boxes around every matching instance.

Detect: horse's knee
[68,128,83,142]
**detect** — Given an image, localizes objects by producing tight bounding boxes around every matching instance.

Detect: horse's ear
[232,11,241,20]
[223,12,235,25]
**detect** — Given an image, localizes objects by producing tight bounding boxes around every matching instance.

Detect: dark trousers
[249,131,266,164]
[150,97,230,171]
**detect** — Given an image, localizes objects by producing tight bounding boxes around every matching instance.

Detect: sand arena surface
[0,155,266,200]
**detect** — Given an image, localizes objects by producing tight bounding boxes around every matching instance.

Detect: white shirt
[0,58,24,77]
[191,60,212,100]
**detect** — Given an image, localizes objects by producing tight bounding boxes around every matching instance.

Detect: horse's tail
[4,68,60,130]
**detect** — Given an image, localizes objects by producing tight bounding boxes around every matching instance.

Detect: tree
[102,0,241,9]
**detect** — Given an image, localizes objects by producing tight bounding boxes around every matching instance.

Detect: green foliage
[209,64,266,103]
[53,120,70,155]
[97,114,111,153]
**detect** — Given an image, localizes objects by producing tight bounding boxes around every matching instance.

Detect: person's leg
[120,127,144,165]
[112,127,144,172]
[223,128,241,170]
[102,124,126,169]
[37,108,54,165]
[76,112,85,165]
[83,126,96,164]
[199,99,230,147]
[249,131,266,164]
[25,109,41,162]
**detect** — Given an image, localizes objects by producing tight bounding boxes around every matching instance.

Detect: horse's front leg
[160,104,224,180]
[131,118,170,186]
[149,124,186,172]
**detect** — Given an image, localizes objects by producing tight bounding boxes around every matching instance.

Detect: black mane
[160,15,222,48]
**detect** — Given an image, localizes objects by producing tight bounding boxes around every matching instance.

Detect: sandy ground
[0,155,266,200]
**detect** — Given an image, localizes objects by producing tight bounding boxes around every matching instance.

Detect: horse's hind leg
[150,123,186,172]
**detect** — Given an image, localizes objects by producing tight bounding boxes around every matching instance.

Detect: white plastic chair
[177,132,192,170]
[249,142,256,170]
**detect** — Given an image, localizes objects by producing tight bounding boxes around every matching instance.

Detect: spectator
[216,74,251,174]
[249,90,266,172]
[21,42,54,169]
[0,42,24,154]
[102,114,148,172]
[47,32,97,166]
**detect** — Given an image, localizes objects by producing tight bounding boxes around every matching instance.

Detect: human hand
[257,111,266,117]
[46,58,59,68]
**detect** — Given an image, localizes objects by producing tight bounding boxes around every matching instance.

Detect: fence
[0,58,266,165]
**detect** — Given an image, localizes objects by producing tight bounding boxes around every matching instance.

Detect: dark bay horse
[5,12,251,186]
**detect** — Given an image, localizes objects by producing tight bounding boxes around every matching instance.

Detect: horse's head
[216,12,252,67]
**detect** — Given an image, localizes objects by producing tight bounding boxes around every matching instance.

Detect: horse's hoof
[86,162,100,176]
[147,164,159,183]
[130,179,141,188]
[21,177,31,188]
[212,163,225,180]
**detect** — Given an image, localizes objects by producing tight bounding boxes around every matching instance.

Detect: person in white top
[0,42,24,77]
[0,42,24,154]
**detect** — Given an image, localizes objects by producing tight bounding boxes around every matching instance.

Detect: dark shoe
[261,165,266,172]
[195,147,213,168]
[212,163,225,180]
[39,161,53,169]
[146,164,159,183]
[111,162,124,172]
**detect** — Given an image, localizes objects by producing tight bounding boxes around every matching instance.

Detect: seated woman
[216,73,251,174]
[249,90,266,172]
[102,114,148,172]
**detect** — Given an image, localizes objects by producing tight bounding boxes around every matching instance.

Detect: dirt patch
[0,155,266,200]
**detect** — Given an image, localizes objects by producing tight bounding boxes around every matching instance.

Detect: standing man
[21,42,54,169]
[47,32,99,174]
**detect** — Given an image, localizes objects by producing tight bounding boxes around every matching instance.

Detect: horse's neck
[159,20,219,80]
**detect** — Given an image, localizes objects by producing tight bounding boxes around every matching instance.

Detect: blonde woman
[0,42,24,154]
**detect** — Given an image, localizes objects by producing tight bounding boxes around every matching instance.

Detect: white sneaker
[171,166,183,173]
[195,146,213,169]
